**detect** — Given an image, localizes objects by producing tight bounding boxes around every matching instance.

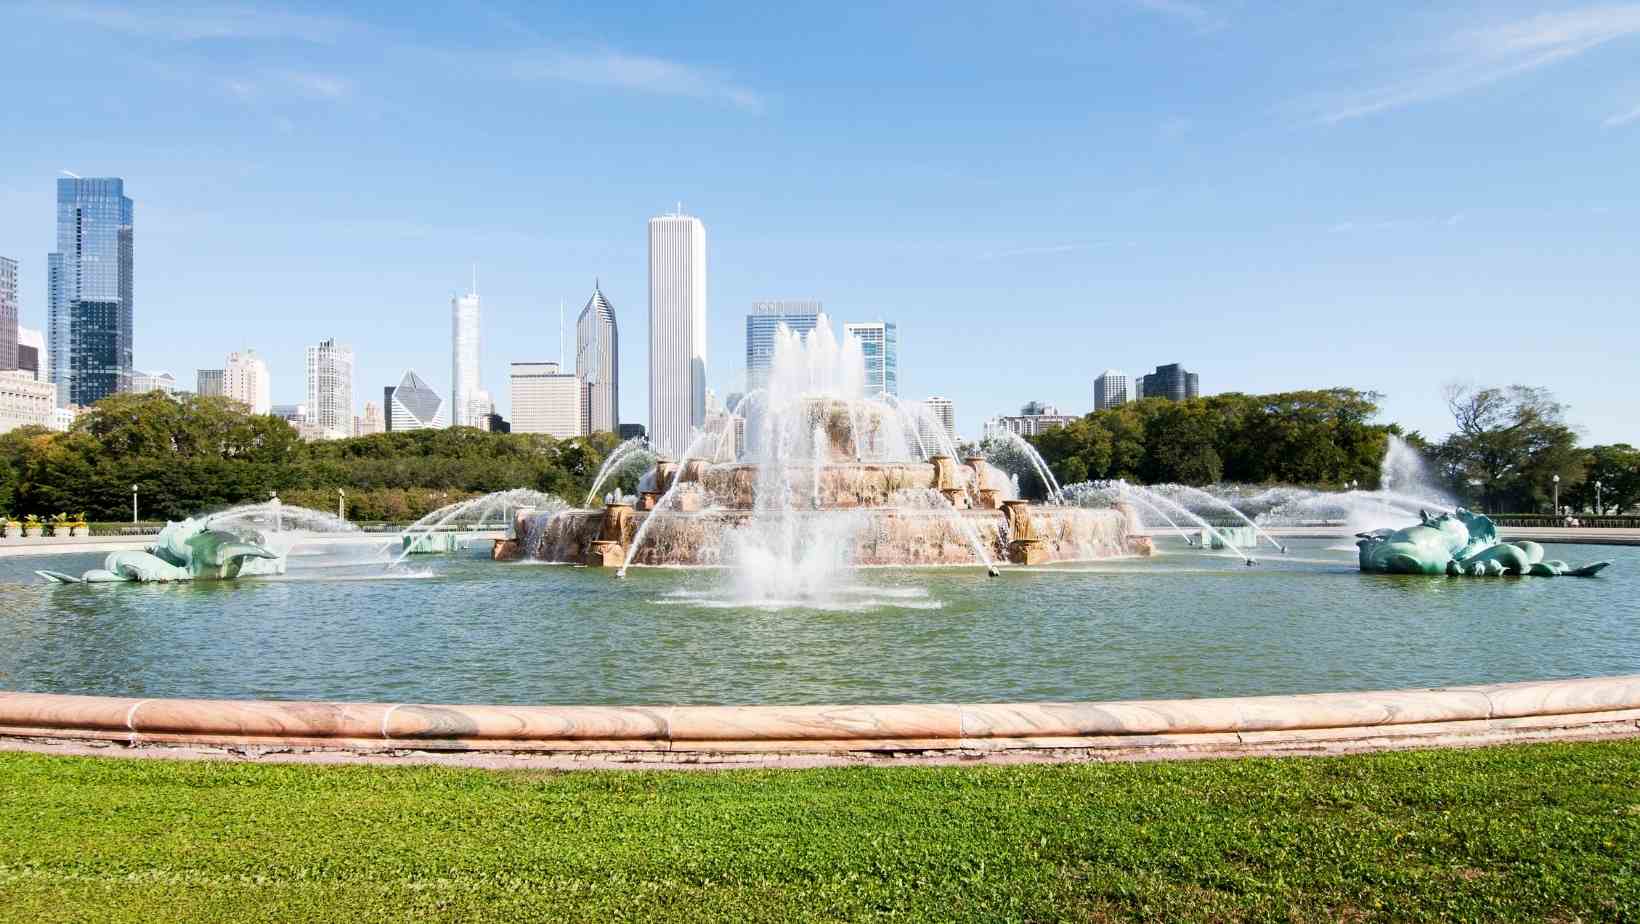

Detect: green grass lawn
[1,741,1637,922]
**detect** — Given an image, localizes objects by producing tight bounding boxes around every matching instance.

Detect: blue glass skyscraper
[843,320,898,398]
[48,177,133,407]
[745,300,821,393]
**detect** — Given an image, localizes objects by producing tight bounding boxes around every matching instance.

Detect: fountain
[497,316,1151,578]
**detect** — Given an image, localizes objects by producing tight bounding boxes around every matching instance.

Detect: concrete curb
[2,675,1638,765]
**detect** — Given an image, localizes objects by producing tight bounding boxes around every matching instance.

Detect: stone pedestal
[929,455,959,491]
[940,487,969,509]
[1009,537,1048,565]
[680,459,708,483]
[977,488,1002,510]
[1001,500,1035,541]
[599,503,634,543]
[639,492,661,511]
[586,540,624,567]
[653,458,678,494]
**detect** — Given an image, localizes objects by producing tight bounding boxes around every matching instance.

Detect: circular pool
[3,537,1635,707]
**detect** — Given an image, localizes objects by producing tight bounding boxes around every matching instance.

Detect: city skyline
[0,3,1636,442]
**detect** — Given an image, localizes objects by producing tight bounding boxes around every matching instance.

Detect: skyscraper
[1138,363,1199,402]
[196,369,224,397]
[745,300,822,393]
[305,338,354,439]
[224,349,271,414]
[922,396,956,448]
[451,276,483,427]
[576,281,619,435]
[384,370,447,431]
[648,210,706,455]
[843,321,898,397]
[510,361,582,438]
[0,256,17,371]
[48,177,134,406]
[1094,370,1130,411]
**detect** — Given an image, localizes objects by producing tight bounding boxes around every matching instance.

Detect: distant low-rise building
[131,371,176,394]
[483,412,510,434]
[1094,370,1130,410]
[985,412,1077,440]
[0,370,58,433]
[197,369,224,397]
[617,423,646,441]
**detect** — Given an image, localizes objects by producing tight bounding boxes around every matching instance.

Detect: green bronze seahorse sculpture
[1356,509,1609,577]
[36,518,284,584]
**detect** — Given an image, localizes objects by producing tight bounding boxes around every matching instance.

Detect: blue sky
[0,0,1636,443]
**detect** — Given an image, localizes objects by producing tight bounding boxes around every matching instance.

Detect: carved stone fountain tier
[511,503,1149,568]
[495,398,1152,570]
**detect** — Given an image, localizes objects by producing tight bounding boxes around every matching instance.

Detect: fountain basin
[3,674,1636,761]
[508,504,1150,567]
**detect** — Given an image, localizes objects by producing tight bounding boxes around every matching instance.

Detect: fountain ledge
[1,675,1637,764]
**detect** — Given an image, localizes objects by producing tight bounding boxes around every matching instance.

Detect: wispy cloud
[46,1,351,43]
[221,70,353,103]
[1133,0,1224,32]
[1605,101,1640,126]
[1320,5,1640,123]
[511,48,763,111]
[979,242,1112,260]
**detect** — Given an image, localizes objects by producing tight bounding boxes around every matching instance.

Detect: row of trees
[1025,384,1637,514]
[1028,389,1396,489]
[0,392,623,522]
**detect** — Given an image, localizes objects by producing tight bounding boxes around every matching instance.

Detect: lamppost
[131,484,139,524]
[337,488,346,521]
[1552,474,1560,517]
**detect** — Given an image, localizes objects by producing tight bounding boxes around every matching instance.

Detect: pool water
[1,538,1635,706]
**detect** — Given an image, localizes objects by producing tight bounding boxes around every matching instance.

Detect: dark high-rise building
[48,177,134,406]
[1138,363,1200,402]
[483,412,510,434]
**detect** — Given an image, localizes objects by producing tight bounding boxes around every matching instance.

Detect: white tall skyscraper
[305,338,354,440]
[1094,370,1130,411]
[223,349,271,414]
[648,210,706,456]
[576,281,619,435]
[451,274,483,427]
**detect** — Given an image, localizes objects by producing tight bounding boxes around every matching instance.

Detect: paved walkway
[0,533,469,557]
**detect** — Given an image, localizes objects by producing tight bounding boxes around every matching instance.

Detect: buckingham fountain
[495,316,1151,576]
